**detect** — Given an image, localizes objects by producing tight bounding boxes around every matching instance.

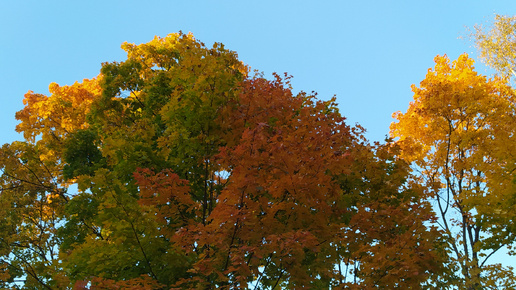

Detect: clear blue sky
[2,1,515,144]
[1,0,516,275]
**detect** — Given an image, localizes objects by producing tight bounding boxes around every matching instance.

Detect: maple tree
[391,53,516,289]
[0,33,444,289]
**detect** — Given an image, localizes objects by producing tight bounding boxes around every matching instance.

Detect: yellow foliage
[390,53,516,287]
[473,15,516,79]
[15,77,102,144]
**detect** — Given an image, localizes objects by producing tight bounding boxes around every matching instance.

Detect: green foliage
[63,129,104,179]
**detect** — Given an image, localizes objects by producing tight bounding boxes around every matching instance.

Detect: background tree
[472,15,516,80]
[391,53,516,289]
[472,14,516,217]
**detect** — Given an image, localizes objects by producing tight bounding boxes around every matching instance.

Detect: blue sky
[2,1,515,144]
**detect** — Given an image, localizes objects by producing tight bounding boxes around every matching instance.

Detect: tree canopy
[391,53,516,289]
[473,15,516,80]
[0,32,446,289]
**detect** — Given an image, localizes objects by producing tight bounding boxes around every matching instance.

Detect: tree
[391,53,516,289]
[472,15,516,80]
[472,14,516,217]
[0,32,444,288]
[137,74,445,288]
[0,78,102,289]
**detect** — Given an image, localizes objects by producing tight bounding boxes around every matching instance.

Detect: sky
[2,1,516,145]
[1,0,516,270]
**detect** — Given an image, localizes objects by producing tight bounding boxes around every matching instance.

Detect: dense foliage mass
[391,54,516,289]
[0,33,444,289]
[1,14,516,289]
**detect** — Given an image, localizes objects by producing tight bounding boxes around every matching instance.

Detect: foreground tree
[391,53,516,289]
[132,74,445,288]
[1,33,444,288]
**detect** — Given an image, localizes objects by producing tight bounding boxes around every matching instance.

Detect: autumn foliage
[9,31,516,289]
[391,53,516,288]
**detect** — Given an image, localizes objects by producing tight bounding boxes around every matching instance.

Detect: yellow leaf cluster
[15,77,102,144]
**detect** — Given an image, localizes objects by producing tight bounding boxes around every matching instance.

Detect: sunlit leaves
[16,77,102,144]
[391,53,516,288]
[473,15,516,80]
